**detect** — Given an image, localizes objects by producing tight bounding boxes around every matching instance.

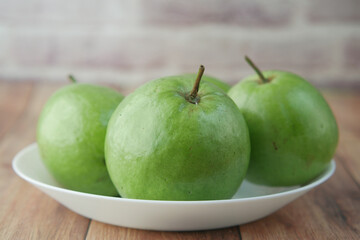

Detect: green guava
[105,67,250,200]
[228,57,339,186]
[37,81,124,196]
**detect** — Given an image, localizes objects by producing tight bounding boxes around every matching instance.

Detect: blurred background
[0,0,359,88]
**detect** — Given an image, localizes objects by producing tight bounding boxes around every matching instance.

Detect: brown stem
[189,65,205,99]
[68,75,77,83]
[245,56,268,83]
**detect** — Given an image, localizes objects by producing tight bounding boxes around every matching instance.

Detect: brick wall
[0,0,359,88]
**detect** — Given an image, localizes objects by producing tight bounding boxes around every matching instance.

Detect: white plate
[12,143,335,231]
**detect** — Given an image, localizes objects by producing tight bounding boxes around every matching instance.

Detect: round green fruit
[37,80,124,196]
[105,67,250,200]
[228,58,339,186]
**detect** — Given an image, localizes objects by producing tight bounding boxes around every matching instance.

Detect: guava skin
[183,74,231,92]
[228,71,339,186]
[37,83,124,196]
[105,75,250,200]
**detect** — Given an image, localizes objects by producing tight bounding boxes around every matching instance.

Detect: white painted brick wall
[0,0,359,88]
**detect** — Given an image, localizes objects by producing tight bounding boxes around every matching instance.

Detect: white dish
[13,143,335,231]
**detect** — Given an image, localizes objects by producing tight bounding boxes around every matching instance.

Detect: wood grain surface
[0,81,359,240]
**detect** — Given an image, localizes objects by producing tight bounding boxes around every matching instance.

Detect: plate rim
[13,142,336,205]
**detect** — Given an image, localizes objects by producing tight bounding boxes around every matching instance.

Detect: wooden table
[0,81,359,240]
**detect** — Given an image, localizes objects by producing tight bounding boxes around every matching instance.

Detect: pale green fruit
[228,58,338,186]
[105,69,250,200]
[37,82,124,196]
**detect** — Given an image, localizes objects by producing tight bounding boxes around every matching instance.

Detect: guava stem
[189,65,205,99]
[68,75,77,83]
[245,56,268,83]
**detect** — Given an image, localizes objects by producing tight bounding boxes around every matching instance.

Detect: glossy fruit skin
[105,75,250,200]
[37,83,124,196]
[183,74,231,92]
[228,71,338,186]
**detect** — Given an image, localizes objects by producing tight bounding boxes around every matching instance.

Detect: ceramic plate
[12,143,335,231]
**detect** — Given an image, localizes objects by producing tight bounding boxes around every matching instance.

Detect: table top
[0,81,359,240]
